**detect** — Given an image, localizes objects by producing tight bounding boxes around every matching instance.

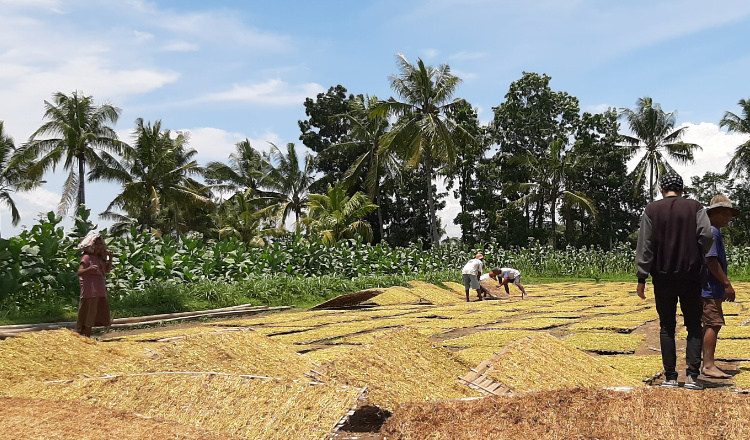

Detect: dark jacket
[636,196,713,282]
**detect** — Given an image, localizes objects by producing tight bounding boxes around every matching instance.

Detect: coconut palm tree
[213,191,287,243]
[506,139,598,249]
[98,119,211,235]
[205,138,268,195]
[261,142,317,232]
[720,98,750,178]
[620,97,700,202]
[305,184,378,244]
[327,94,398,241]
[23,91,122,215]
[373,54,474,247]
[0,122,41,236]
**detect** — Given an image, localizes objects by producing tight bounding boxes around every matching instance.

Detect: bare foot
[702,366,731,379]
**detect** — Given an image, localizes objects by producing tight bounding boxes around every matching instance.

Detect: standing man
[462,254,485,302]
[701,195,740,379]
[635,171,713,390]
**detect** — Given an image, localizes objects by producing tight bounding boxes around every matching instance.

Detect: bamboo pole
[0,305,290,338]
[0,303,266,331]
[109,303,264,324]
[107,307,290,329]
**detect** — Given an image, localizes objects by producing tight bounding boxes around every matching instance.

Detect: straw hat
[706,195,740,217]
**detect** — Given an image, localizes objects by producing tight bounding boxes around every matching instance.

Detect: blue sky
[1,0,750,237]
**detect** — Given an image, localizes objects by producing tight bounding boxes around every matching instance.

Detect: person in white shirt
[499,267,527,297]
[461,254,485,302]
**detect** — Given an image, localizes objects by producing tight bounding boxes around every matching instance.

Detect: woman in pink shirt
[76,233,113,336]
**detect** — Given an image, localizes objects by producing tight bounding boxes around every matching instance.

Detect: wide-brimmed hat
[706,195,740,217]
[78,233,102,253]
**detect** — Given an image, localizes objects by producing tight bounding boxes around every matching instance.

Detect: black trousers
[653,279,703,380]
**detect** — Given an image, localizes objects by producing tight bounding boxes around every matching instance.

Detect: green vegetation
[3,58,750,325]
[0,208,640,324]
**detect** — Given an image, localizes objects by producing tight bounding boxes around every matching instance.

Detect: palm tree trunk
[649,162,654,203]
[550,196,557,250]
[77,157,86,208]
[459,163,470,242]
[424,160,440,248]
[376,192,384,243]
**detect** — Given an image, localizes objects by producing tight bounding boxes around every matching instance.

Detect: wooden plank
[0,306,290,339]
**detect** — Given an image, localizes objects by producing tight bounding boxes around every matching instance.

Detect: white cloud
[437,178,462,239]
[183,127,282,162]
[0,0,62,11]
[133,30,154,43]
[626,122,750,182]
[451,69,477,82]
[449,51,486,61]
[671,122,749,180]
[0,55,179,141]
[422,49,440,59]
[161,40,199,52]
[198,79,325,106]
[17,187,61,210]
[124,0,292,52]
[584,103,613,114]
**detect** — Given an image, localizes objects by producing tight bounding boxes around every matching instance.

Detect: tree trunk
[649,160,654,203]
[458,158,468,241]
[77,156,86,209]
[425,160,440,248]
[550,195,557,250]
[376,192,384,243]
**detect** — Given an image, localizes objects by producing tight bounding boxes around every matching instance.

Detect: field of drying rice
[1,281,750,440]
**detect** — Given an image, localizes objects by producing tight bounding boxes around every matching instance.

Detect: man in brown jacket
[635,171,713,390]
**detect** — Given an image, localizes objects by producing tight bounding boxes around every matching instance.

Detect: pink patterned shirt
[78,254,108,299]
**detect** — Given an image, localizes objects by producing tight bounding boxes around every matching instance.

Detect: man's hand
[725,283,736,302]
[637,283,646,299]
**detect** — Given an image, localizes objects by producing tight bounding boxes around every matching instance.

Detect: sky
[1,0,750,238]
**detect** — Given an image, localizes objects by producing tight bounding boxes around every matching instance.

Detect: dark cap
[659,171,683,192]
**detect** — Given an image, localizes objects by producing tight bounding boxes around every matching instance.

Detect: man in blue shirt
[702,195,740,379]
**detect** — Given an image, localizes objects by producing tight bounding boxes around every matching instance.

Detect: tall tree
[620,97,700,202]
[374,53,473,247]
[0,122,40,236]
[442,101,488,244]
[98,119,210,236]
[205,139,267,195]
[298,85,357,193]
[212,191,284,243]
[720,98,750,179]
[507,139,597,249]
[328,94,397,242]
[305,184,378,245]
[262,142,317,232]
[490,72,581,245]
[24,91,122,215]
[569,110,643,248]
[379,165,446,247]
[688,172,729,206]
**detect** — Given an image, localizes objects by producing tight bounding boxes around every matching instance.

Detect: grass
[0,271,463,325]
